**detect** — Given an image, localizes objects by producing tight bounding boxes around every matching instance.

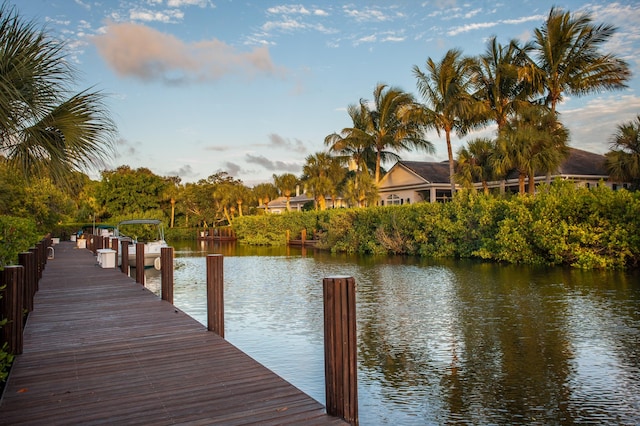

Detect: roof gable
[557,148,607,175]
[378,162,429,188]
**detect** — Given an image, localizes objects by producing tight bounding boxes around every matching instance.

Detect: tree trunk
[446,130,456,195]
[528,171,536,195]
[170,198,175,228]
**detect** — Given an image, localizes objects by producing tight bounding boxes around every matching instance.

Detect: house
[377,148,621,205]
[260,194,314,213]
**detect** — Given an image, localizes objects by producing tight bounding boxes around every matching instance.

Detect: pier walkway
[0,242,345,425]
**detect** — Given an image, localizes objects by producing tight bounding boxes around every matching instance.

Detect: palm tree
[163,176,182,228]
[493,104,569,194]
[528,6,631,115]
[0,4,115,182]
[343,170,378,207]
[413,49,483,195]
[329,83,433,183]
[272,173,299,211]
[301,152,342,210]
[252,182,278,213]
[325,103,377,175]
[472,37,532,131]
[606,115,640,189]
[455,138,496,194]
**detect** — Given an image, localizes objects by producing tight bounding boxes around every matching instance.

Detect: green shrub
[230,183,640,269]
[0,216,39,268]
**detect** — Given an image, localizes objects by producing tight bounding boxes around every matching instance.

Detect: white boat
[116,219,168,269]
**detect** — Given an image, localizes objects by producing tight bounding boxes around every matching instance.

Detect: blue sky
[15,0,640,186]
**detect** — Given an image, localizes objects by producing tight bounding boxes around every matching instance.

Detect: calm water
[143,240,640,425]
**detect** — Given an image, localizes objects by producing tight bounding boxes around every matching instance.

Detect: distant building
[260,194,314,213]
[377,148,626,205]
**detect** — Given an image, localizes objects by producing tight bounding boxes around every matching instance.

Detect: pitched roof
[392,148,607,184]
[397,160,451,184]
[557,147,608,175]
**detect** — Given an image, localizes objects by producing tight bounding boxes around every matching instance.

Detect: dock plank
[0,242,346,425]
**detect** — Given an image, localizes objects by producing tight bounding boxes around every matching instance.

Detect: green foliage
[96,166,168,220]
[165,226,197,241]
[0,341,14,382]
[0,161,76,231]
[0,216,39,268]
[232,182,640,269]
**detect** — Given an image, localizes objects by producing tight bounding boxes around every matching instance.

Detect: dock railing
[1,235,51,355]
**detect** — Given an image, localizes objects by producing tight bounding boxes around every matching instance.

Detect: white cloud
[129,8,184,23]
[167,0,209,7]
[267,5,311,15]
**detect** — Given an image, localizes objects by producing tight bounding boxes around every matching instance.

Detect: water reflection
[142,241,640,425]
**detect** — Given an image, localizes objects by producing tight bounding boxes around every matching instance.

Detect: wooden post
[18,251,35,313]
[161,247,174,303]
[135,242,145,284]
[121,242,129,275]
[111,237,118,255]
[30,245,42,283]
[301,228,307,244]
[37,240,45,276]
[323,276,358,425]
[0,266,24,355]
[206,254,224,337]
[286,229,290,243]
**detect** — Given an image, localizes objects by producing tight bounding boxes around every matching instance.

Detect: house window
[386,194,401,205]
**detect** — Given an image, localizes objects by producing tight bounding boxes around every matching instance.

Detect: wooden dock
[0,242,346,425]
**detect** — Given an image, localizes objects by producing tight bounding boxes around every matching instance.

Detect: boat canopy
[116,219,165,241]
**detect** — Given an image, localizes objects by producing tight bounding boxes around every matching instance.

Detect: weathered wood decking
[0,242,346,425]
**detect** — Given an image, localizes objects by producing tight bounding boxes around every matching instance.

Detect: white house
[377,148,623,205]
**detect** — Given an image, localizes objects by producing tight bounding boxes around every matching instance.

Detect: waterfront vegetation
[234,180,640,269]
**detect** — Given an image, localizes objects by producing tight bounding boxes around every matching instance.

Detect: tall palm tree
[455,138,496,194]
[0,4,115,182]
[329,83,433,183]
[472,37,532,131]
[606,115,640,189]
[528,6,631,115]
[272,173,299,211]
[163,176,182,228]
[324,103,377,175]
[413,49,483,195]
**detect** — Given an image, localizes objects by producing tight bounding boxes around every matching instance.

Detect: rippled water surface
[144,241,640,425]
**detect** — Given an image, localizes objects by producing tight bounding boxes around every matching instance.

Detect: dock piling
[206,254,224,337]
[323,276,358,425]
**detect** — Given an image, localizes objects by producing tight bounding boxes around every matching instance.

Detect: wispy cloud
[267,133,307,153]
[92,22,286,84]
[128,8,184,23]
[343,5,403,22]
[447,14,545,36]
[245,154,302,172]
[167,0,210,7]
